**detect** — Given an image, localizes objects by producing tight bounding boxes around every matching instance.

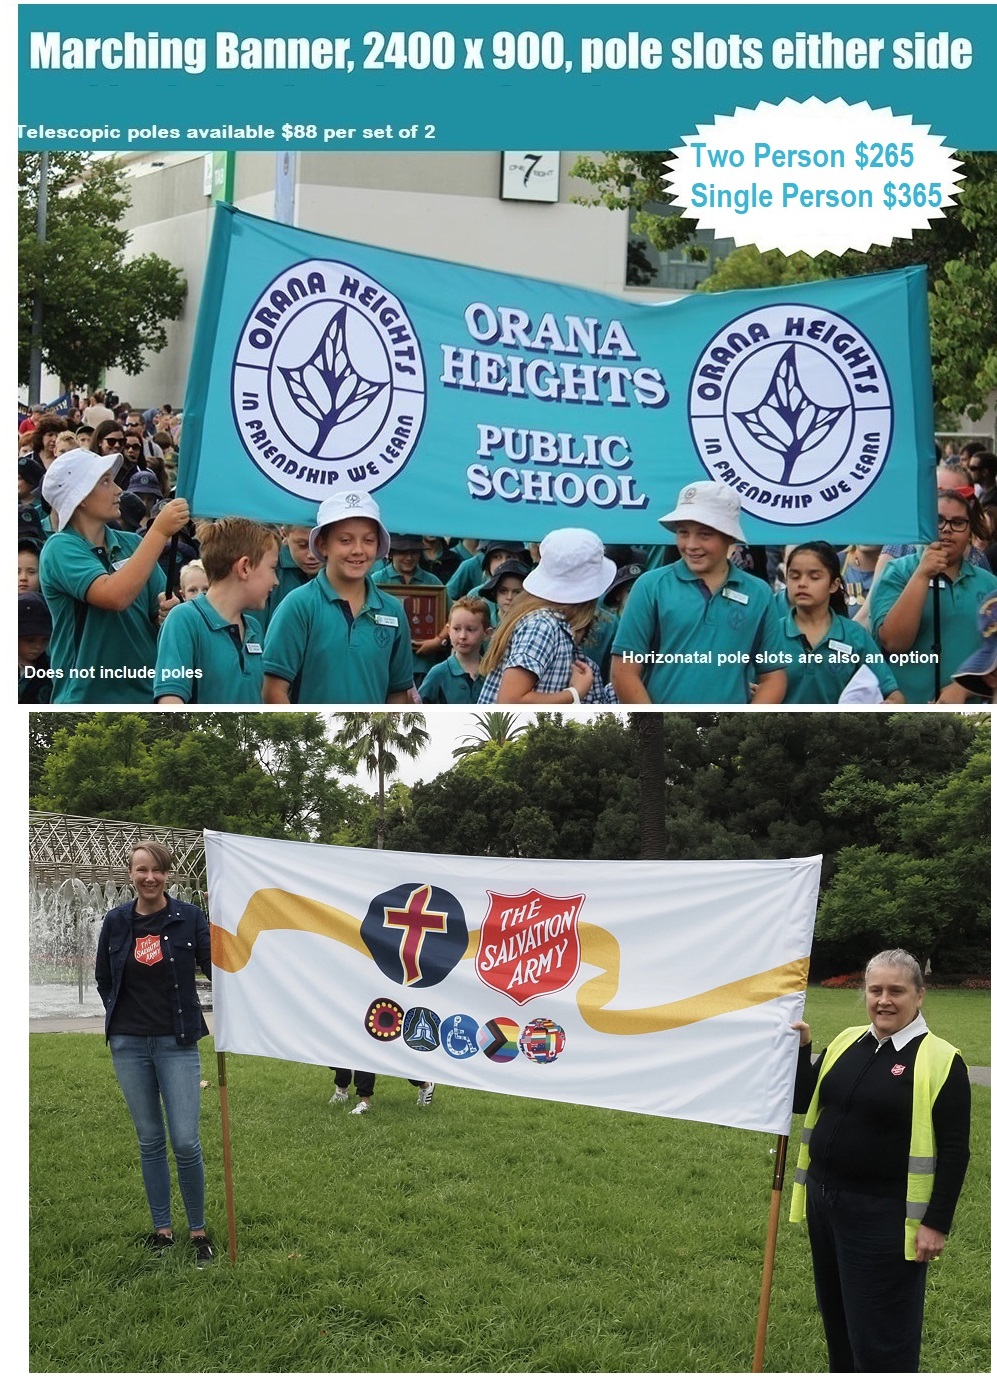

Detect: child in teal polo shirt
[260,525,323,631]
[418,596,491,704]
[154,518,280,704]
[611,481,786,705]
[372,533,446,682]
[263,494,414,704]
[38,447,190,704]
[773,542,904,704]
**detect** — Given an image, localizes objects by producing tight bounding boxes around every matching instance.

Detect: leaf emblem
[733,346,846,485]
[278,307,386,456]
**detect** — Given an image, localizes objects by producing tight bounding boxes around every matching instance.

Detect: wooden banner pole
[216,1050,238,1263]
[752,1133,789,1373]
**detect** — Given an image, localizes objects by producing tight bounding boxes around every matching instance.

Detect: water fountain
[28,876,212,1019]
[28,812,209,1021]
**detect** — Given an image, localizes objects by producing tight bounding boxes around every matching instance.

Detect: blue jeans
[109,1035,205,1232]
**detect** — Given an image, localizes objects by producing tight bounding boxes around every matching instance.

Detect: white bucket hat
[658,481,746,543]
[41,448,123,532]
[308,492,391,561]
[522,528,616,604]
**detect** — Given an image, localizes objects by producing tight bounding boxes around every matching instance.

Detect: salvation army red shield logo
[475,888,583,1006]
[134,934,163,966]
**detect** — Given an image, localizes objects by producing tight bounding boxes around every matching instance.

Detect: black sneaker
[145,1231,175,1252]
[191,1235,215,1268]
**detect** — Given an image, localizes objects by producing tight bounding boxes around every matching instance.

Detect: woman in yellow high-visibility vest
[790,949,971,1373]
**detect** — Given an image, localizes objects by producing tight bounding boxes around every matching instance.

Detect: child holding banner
[610,482,786,705]
[154,518,280,705]
[38,448,189,704]
[477,528,617,705]
[262,493,414,705]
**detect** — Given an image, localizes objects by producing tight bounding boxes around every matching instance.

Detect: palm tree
[332,712,429,850]
[451,711,529,760]
[631,712,667,858]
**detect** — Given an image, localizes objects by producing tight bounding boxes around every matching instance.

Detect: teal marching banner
[178,204,936,544]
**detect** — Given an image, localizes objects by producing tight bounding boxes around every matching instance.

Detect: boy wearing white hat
[38,448,190,703]
[262,492,414,704]
[611,482,786,704]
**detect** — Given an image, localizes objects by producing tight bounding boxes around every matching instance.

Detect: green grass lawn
[30,993,990,1373]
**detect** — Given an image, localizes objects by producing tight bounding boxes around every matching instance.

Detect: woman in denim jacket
[95,839,215,1265]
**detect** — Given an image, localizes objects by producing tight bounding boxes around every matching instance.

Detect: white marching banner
[206,832,820,1135]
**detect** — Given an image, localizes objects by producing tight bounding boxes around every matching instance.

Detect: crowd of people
[17,398,997,706]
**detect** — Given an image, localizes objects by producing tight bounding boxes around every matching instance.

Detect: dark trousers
[806,1180,928,1372]
[333,1068,376,1098]
[332,1069,423,1097]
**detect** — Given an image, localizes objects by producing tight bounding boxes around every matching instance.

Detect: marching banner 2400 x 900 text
[206,830,820,1135]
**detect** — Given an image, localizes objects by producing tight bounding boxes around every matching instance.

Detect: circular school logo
[687,304,893,525]
[231,258,426,503]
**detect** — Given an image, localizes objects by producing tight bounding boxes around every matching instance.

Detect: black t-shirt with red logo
[106,903,175,1037]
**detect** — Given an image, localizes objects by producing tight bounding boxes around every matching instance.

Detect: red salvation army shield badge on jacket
[475,889,583,1005]
[134,934,164,966]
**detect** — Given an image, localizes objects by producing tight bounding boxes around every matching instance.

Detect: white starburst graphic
[665,98,963,257]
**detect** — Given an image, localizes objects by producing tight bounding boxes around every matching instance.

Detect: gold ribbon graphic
[211,889,809,1033]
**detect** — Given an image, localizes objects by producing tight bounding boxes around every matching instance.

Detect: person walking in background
[95,840,215,1265]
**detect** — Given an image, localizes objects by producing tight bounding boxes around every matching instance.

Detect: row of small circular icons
[366,1000,566,1065]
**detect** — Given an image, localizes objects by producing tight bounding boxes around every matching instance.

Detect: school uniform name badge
[688,303,893,525]
[232,259,427,502]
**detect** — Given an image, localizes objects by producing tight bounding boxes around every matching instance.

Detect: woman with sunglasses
[870,489,997,702]
[88,420,145,492]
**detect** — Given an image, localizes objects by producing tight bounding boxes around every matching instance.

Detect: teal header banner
[18,5,997,150]
[177,204,936,545]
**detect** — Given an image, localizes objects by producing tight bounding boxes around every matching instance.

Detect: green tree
[817,724,991,965]
[699,248,826,294]
[571,150,997,423]
[451,711,529,759]
[629,713,667,858]
[332,712,429,850]
[18,152,187,388]
[30,712,362,840]
[389,715,640,860]
[569,151,705,259]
